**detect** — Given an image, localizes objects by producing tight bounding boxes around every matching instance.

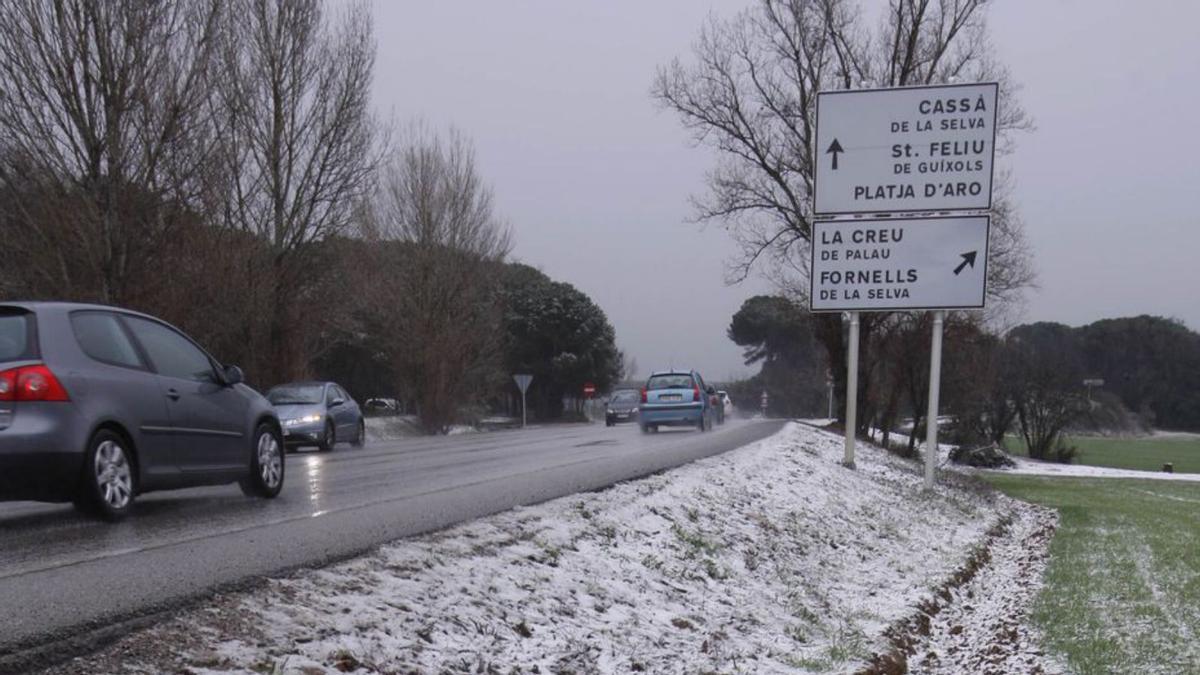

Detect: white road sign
[810,216,989,312]
[814,82,998,215]
[513,374,533,393]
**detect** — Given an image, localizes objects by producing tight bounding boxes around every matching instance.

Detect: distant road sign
[814,82,999,215]
[513,374,533,393]
[582,382,596,398]
[810,215,989,312]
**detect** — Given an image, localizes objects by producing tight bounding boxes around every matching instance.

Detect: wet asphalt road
[0,418,784,668]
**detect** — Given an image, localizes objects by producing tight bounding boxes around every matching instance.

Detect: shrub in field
[950,444,1016,469]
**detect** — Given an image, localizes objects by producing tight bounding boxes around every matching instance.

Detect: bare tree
[213,0,380,383]
[370,126,512,434]
[0,0,223,303]
[654,0,1035,428]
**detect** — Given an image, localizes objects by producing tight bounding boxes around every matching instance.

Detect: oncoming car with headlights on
[267,382,364,452]
[604,389,640,426]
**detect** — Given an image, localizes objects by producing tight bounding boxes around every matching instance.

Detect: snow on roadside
[365,416,479,442]
[50,423,1021,674]
[364,415,422,441]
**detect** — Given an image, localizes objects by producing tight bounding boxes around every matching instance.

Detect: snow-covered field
[48,423,1056,674]
[996,456,1200,483]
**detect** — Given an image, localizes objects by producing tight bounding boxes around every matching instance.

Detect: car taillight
[0,369,14,402]
[640,388,647,404]
[0,365,70,402]
[693,385,701,402]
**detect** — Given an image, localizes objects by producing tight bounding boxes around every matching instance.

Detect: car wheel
[640,424,650,434]
[606,419,614,427]
[77,429,136,521]
[351,418,366,447]
[318,421,335,452]
[240,423,284,498]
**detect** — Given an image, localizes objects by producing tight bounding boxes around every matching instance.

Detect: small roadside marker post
[513,374,533,428]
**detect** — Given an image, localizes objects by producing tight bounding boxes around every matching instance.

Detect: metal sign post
[844,312,860,468]
[513,374,533,428]
[924,312,945,489]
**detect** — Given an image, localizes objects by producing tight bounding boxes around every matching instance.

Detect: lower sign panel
[810,215,989,312]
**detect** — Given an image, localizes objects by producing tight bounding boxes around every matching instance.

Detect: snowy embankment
[51,423,1055,674]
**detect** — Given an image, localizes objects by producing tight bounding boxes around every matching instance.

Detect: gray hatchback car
[0,302,285,520]
[267,381,365,452]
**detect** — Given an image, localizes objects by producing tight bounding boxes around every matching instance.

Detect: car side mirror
[330,398,345,408]
[706,386,716,395]
[222,365,244,386]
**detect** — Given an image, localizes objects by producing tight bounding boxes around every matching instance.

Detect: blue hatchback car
[637,370,717,433]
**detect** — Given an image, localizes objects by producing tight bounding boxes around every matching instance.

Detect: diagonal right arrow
[953,250,978,275]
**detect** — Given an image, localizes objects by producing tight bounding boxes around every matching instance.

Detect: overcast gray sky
[371,1,1200,381]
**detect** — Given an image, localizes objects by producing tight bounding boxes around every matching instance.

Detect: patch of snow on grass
[908,503,1062,675]
[995,457,1200,483]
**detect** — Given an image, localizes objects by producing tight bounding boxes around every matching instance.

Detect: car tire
[351,419,366,447]
[640,424,650,434]
[606,419,614,427]
[240,423,284,499]
[318,421,335,452]
[77,429,136,521]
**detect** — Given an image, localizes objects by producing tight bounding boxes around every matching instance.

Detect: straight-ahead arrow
[826,138,844,171]
[953,250,978,275]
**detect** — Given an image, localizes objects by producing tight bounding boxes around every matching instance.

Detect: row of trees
[0,0,622,433]
[727,292,1200,461]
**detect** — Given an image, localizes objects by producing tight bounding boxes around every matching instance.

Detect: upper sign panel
[814,82,999,215]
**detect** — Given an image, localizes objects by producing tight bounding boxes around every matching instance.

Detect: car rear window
[0,311,35,363]
[646,374,694,390]
[70,312,144,369]
[611,391,638,403]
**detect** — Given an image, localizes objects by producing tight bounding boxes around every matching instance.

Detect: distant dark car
[711,389,726,425]
[267,382,364,452]
[605,389,640,426]
[0,302,284,520]
[637,370,717,433]
[363,397,400,416]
